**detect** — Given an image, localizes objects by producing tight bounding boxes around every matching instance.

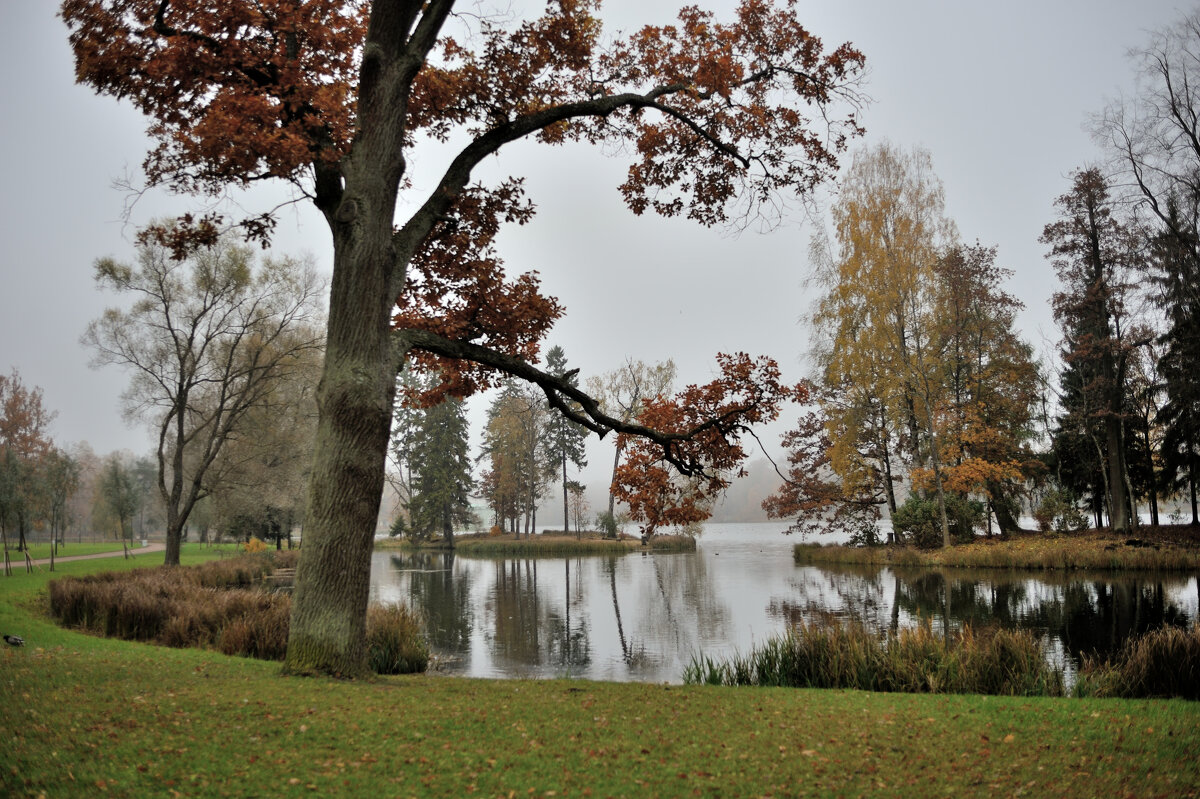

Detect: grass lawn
[2,548,1198,798]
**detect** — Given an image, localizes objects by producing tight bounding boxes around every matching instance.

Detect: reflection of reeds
[48,552,428,673]
[794,538,1200,572]
[1075,625,1200,700]
[684,620,1066,697]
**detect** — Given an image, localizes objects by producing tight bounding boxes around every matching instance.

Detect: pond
[368,522,1199,683]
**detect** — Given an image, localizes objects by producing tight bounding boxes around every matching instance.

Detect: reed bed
[684,621,1066,696]
[47,551,427,673]
[794,536,1200,572]
[1075,624,1200,699]
[365,603,430,674]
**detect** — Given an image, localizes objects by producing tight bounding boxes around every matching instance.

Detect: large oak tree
[63,0,867,676]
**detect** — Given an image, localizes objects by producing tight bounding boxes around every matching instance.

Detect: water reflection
[390,552,472,651]
[369,523,1198,682]
[773,563,1196,673]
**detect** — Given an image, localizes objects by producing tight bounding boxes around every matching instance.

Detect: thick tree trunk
[164,526,182,565]
[1105,417,1131,532]
[1140,413,1159,526]
[607,442,623,522]
[929,453,952,548]
[283,223,399,678]
[988,482,1021,535]
[164,505,185,565]
[1190,458,1199,526]
[876,405,898,517]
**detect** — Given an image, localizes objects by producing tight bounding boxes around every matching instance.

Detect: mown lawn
[2,549,1197,798]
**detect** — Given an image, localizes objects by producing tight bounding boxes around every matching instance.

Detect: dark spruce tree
[541,347,590,536]
[1151,204,1200,525]
[1042,169,1145,532]
[406,395,475,547]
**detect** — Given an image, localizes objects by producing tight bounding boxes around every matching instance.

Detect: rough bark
[283,232,400,677]
[1105,415,1132,532]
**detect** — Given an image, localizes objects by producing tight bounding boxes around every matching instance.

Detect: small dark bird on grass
[4,634,24,647]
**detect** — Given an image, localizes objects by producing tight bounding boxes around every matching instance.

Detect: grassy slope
[2,550,1198,798]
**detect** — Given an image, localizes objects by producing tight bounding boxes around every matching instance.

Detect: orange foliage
[393,180,563,404]
[612,355,804,536]
[0,370,56,461]
[62,0,365,195]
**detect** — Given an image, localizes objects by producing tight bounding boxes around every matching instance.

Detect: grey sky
[0,1,1186,494]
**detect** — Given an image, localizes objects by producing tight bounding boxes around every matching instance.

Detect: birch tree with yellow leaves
[789,143,1040,545]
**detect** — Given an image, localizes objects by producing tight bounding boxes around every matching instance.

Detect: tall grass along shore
[45,550,427,674]
[685,620,1200,700]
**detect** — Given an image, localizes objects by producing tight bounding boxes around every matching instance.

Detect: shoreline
[377,530,698,556]
[794,526,1200,571]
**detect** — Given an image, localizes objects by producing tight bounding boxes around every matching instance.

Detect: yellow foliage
[242,537,268,553]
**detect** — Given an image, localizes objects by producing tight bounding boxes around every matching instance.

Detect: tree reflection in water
[371,524,1197,681]
[772,562,1195,670]
[388,553,472,653]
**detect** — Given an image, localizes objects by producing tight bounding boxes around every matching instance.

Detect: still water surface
[369,522,1199,683]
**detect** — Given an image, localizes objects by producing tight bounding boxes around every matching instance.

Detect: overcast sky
[0,1,1188,495]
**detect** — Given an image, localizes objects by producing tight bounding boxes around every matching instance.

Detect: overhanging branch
[397,328,757,477]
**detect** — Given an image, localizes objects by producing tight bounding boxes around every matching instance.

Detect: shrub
[218,597,291,660]
[846,516,883,547]
[49,552,293,656]
[595,511,619,539]
[242,537,269,553]
[365,604,429,674]
[892,493,983,548]
[1033,489,1088,534]
[49,553,427,674]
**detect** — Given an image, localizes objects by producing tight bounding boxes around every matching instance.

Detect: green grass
[2,547,1198,798]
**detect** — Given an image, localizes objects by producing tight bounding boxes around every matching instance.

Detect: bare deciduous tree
[83,231,325,564]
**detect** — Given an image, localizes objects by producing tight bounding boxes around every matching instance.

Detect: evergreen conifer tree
[541,347,589,535]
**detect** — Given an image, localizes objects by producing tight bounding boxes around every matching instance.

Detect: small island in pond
[378,530,697,556]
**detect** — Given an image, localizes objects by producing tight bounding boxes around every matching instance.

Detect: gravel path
[19,543,167,568]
